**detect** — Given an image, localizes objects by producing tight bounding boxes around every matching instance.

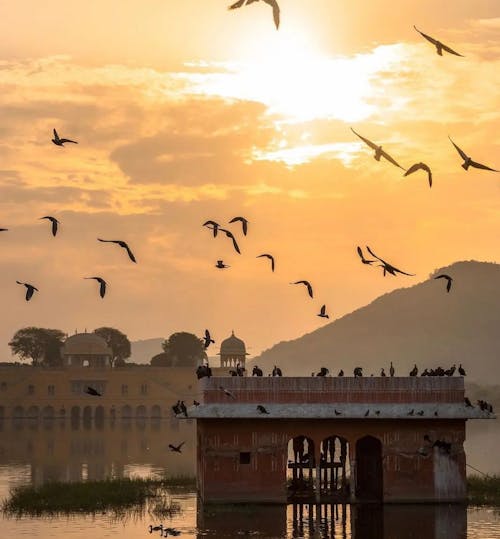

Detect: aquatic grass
[2,477,186,517]
[468,475,500,506]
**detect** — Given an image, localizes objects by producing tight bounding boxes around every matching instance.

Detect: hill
[252,261,500,384]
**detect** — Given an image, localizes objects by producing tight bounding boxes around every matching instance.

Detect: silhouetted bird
[229,0,280,30]
[434,274,453,292]
[417,410,424,416]
[203,329,215,349]
[193,400,200,406]
[229,216,248,235]
[351,127,405,170]
[252,365,263,376]
[168,442,185,453]
[389,362,395,377]
[84,277,107,298]
[338,369,344,377]
[334,409,342,415]
[52,128,78,146]
[257,405,269,414]
[375,410,381,416]
[98,238,136,262]
[354,367,363,377]
[219,228,241,254]
[149,525,163,534]
[410,364,418,376]
[16,281,38,301]
[449,136,498,172]
[220,386,236,399]
[364,410,370,417]
[40,216,60,236]
[380,368,386,377]
[0,228,8,232]
[272,365,282,377]
[85,386,101,397]
[317,305,329,319]
[316,367,329,377]
[366,246,415,277]
[408,409,414,416]
[458,364,466,376]
[434,411,439,416]
[414,25,464,57]
[404,162,433,188]
[179,401,188,417]
[203,220,220,237]
[172,401,181,414]
[464,397,473,407]
[215,260,230,269]
[357,246,375,265]
[257,253,275,272]
[291,280,313,298]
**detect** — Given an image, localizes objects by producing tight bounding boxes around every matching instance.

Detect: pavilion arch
[82,405,92,422]
[27,405,40,419]
[13,406,24,419]
[355,435,383,501]
[319,435,350,498]
[42,406,55,419]
[121,405,132,418]
[151,405,162,418]
[95,406,105,427]
[136,405,147,418]
[71,406,80,421]
[287,435,316,500]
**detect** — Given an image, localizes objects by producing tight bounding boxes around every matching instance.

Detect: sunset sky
[0,0,499,360]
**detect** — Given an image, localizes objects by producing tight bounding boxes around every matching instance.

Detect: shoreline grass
[468,475,500,507]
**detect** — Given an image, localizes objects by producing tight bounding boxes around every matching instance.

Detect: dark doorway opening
[355,436,383,501]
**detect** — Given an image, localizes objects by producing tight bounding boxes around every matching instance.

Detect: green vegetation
[2,477,191,517]
[468,475,500,506]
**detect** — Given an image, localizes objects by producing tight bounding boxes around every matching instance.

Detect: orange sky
[0,1,499,359]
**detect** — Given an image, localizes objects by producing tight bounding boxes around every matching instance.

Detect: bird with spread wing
[366,246,415,277]
[414,26,464,57]
[351,128,405,170]
[228,0,280,30]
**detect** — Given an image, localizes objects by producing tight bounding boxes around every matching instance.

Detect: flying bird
[448,137,498,172]
[168,442,185,453]
[229,216,249,236]
[257,405,269,414]
[228,0,280,30]
[434,274,453,292]
[356,246,375,265]
[0,228,8,232]
[366,246,415,277]
[203,329,215,349]
[220,386,236,399]
[256,253,275,272]
[85,277,107,298]
[219,228,241,254]
[16,281,38,301]
[52,128,78,146]
[317,305,329,319]
[203,220,220,237]
[291,280,313,298]
[404,162,433,188]
[85,386,102,397]
[97,239,136,263]
[215,260,230,269]
[39,216,60,236]
[414,26,464,57]
[351,128,405,170]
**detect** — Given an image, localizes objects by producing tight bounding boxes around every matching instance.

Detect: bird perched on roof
[257,405,269,414]
[316,367,329,377]
[98,238,136,263]
[179,401,188,417]
[229,216,248,236]
[272,365,282,377]
[291,280,313,298]
[354,367,363,377]
[52,128,78,146]
[215,260,230,269]
[414,25,464,57]
[458,364,466,376]
[168,442,185,453]
[193,400,200,406]
[389,362,395,377]
[356,246,375,265]
[464,397,473,407]
[366,246,415,277]
[40,216,60,236]
[408,409,414,416]
[203,329,215,349]
[203,220,220,237]
[380,368,386,377]
[404,162,433,188]
[338,369,344,377]
[334,409,342,415]
[364,410,370,417]
[85,386,102,397]
[84,277,107,298]
[317,305,329,319]
[228,0,280,30]
[220,386,236,399]
[417,410,425,416]
[172,401,181,415]
[351,128,405,170]
[219,228,241,254]
[410,364,418,376]
[257,253,275,272]
[449,137,498,172]
[16,281,38,301]
[434,274,453,292]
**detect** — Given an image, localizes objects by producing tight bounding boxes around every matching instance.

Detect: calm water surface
[0,419,499,538]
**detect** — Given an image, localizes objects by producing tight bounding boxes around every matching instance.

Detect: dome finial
[231,329,235,336]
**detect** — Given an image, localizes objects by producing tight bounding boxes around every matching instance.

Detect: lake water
[0,419,499,538]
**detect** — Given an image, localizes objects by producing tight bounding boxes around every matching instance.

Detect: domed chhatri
[218,331,248,369]
[62,332,112,368]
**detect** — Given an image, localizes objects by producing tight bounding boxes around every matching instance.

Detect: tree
[9,327,66,367]
[94,327,131,368]
[153,332,207,367]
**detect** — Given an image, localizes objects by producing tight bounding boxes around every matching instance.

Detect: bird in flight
[229,216,249,236]
[40,216,60,237]
[52,128,78,146]
[219,228,241,254]
[366,246,415,277]
[257,253,275,272]
[220,386,237,399]
[414,26,464,57]
[257,405,269,414]
[448,137,498,172]
[404,162,433,188]
[85,386,102,397]
[351,128,405,170]
[16,281,38,301]
[203,220,220,237]
[291,280,313,298]
[98,239,137,263]
[85,277,107,298]
[203,329,215,349]
[434,274,453,293]
[168,442,185,453]
[0,228,8,232]
[317,305,329,319]
[215,260,230,269]
[228,0,280,30]
[356,246,375,265]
